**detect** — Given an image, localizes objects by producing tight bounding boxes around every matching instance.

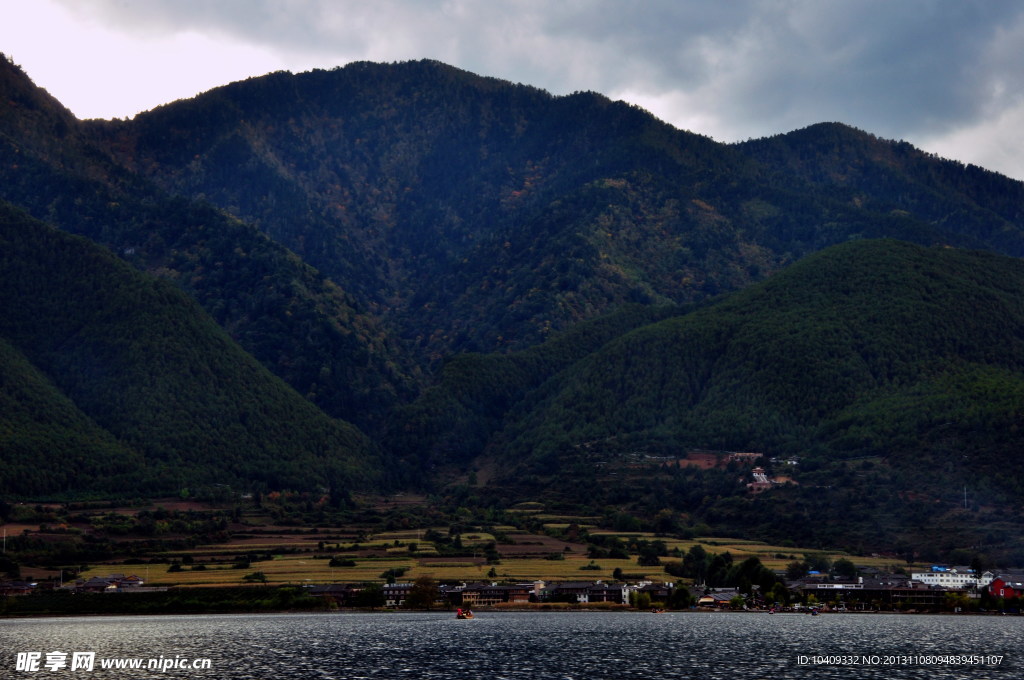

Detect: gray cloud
[49,0,1024,178]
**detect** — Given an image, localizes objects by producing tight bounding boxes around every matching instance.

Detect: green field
[23,498,917,590]
[73,529,906,588]
[78,554,657,587]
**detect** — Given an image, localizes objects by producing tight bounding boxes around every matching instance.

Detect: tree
[329,557,356,567]
[944,591,970,612]
[653,508,679,534]
[405,576,439,610]
[667,583,694,609]
[805,553,832,573]
[769,582,789,606]
[0,554,20,578]
[683,545,708,583]
[638,552,662,567]
[637,541,664,567]
[832,558,857,580]
[786,560,809,580]
[353,584,385,609]
[380,566,408,583]
[706,553,733,587]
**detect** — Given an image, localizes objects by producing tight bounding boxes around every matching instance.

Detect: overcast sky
[3,0,1024,180]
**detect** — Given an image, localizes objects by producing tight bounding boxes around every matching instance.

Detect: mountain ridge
[85,60,1024,362]
[0,54,420,434]
[0,200,381,496]
[2,55,1024,557]
[456,239,1024,550]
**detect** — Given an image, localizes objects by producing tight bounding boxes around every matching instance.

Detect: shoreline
[3,597,1018,620]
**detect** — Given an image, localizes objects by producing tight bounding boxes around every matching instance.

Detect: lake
[1,611,1020,678]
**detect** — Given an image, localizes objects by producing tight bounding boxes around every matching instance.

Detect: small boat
[456,608,474,619]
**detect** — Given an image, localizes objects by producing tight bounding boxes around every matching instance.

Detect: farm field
[76,554,654,587]
[16,497,913,589]
[70,525,905,588]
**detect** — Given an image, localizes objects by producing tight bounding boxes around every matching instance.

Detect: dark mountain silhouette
[2,54,1024,554]
[0,201,379,496]
[406,239,1024,550]
[88,60,1024,364]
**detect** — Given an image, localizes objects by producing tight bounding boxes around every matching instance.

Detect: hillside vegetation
[90,60,1024,364]
[0,202,379,496]
[406,240,1024,551]
[2,54,1024,556]
[500,240,1024,465]
[0,56,418,434]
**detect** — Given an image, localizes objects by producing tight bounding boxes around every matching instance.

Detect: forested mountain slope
[0,55,418,433]
[0,202,380,496]
[494,239,1024,468]
[735,122,1024,256]
[89,60,1024,364]
[0,335,141,496]
[443,239,1024,549]
[3,51,1024,551]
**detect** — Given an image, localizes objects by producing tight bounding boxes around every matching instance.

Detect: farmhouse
[988,573,1024,600]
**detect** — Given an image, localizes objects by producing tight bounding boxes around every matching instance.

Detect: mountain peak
[0,52,77,126]
[4,56,1024,555]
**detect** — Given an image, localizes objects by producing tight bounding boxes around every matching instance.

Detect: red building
[988,574,1024,599]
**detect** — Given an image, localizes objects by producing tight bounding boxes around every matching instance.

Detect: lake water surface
[1,611,1020,679]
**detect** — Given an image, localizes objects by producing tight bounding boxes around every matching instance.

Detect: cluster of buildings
[5,564,1024,613]
[304,564,1024,612]
[788,565,1024,611]
[308,579,677,608]
[71,574,148,593]
[0,574,167,596]
[666,450,795,493]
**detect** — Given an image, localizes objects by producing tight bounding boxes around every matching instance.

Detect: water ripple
[1,611,1020,678]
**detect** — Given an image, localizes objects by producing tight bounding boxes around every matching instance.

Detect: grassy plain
[78,554,658,587]
[24,498,910,589]
[73,526,905,587]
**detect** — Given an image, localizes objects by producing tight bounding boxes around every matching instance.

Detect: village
[307,564,1024,612]
[0,449,1017,617]
[4,564,1024,614]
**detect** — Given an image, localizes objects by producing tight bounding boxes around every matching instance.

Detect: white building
[911,566,993,589]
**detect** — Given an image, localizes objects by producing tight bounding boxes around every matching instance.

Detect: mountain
[0,334,142,496]
[735,122,1024,256]
[384,302,684,472]
[0,201,380,496]
[0,55,419,434]
[85,60,1024,366]
[87,61,742,358]
[421,239,1024,552]
[491,239,1024,466]
[7,55,1024,380]
[3,54,1024,555]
